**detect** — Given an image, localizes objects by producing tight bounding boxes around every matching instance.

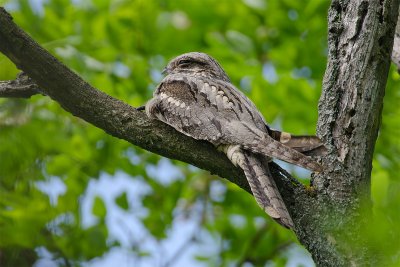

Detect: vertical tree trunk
[302,0,399,265]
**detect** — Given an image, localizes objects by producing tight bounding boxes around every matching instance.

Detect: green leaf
[115,192,129,210]
[92,196,107,219]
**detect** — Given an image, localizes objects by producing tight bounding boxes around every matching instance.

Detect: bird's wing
[146,75,323,171]
[146,75,267,144]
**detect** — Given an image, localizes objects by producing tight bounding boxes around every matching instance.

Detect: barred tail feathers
[244,136,323,172]
[220,145,294,229]
[269,130,327,156]
[226,121,324,172]
[243,152,294,229]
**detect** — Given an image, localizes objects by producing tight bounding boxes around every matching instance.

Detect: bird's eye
[178,59,193,68]
[178,59,207,68]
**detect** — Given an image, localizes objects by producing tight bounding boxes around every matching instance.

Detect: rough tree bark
[0,1,398,266]
[392,5,400,71]
[312,0,399,265]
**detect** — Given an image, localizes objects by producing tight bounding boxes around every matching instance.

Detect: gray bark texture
[0,0,398,265]
[392,5,400,71]
[314,0,399,265]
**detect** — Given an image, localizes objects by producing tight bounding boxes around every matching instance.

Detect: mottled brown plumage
[145,52,325,229]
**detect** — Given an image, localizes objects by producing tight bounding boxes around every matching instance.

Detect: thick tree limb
[0,8,245,188]
[0,7,310,224]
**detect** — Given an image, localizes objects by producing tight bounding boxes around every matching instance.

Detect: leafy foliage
[0,0,398,266]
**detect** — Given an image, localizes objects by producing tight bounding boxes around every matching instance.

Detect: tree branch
[0,7,310,227]
[0,8,239,187]
[0,72,39,98]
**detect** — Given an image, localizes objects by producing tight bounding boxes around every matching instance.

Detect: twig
[0,72,40,98]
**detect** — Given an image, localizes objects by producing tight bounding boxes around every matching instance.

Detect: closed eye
[178,60,193,68]
[178,59,208,68]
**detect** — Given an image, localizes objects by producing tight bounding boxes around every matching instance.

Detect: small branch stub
[0,72,39,98]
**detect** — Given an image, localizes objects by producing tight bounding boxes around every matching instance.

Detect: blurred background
[0,0,399,266]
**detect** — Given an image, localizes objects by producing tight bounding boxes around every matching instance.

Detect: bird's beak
[162,67,169,75]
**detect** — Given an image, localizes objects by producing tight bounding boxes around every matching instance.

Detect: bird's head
[163,52,231,82]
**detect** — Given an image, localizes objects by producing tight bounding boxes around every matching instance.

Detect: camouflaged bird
[145,52,326,229]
